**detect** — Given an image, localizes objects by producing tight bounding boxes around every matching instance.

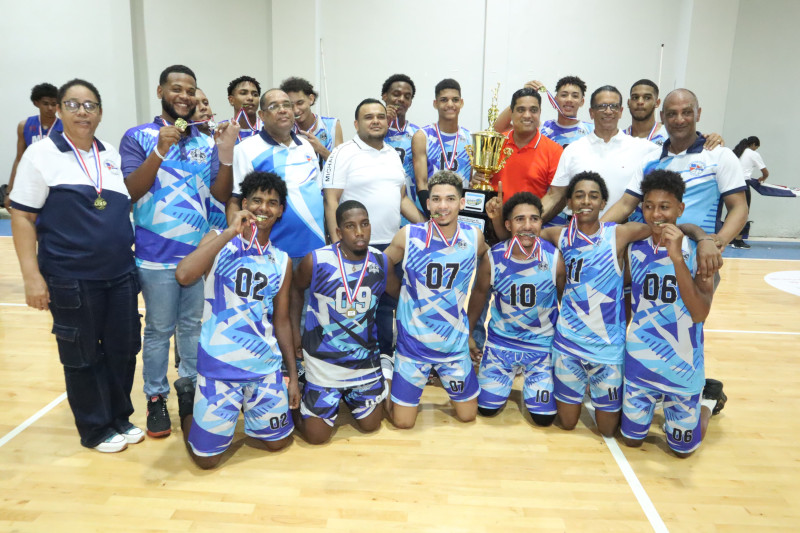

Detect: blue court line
[0,219,9,236]
[722,240,800,261]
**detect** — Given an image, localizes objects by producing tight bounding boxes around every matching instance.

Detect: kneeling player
[291,201,399,444]
[621,170,715,457]
[174,171,300,469]
[384,170,490,429]
[467,192,565,425]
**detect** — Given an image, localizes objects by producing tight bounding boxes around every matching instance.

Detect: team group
[8,65,744,466]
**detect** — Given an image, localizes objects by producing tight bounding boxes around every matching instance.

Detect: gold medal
[175,118,188,132]
[94,195,107,210]
[345,307,357,318]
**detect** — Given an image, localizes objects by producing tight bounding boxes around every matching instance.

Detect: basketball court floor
[1,221,798,532]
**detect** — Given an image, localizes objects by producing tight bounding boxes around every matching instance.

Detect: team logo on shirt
[456,240,468,250]
[104,159,121,174]
[368,262,380,274]
[319,131,329,144]
[188,149,208,164]
[688,161,705,176]
[538,261,550,271]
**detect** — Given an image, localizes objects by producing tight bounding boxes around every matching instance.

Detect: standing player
[383,170,490,429]
[411,79,472,211]
[6,83,63,209]
[174,171,299,469]
[623,79,668,145]
[494,76,593,148]
[292,200,400,444]
[382,74,422,211]
[467,192,565,425]
[622,169,715,457]
[280,76,343,166]
[227,75,262,142]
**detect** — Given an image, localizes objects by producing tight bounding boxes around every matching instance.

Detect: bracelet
[698,237,715,242]
[153,146,165,160]
[219,161,232,166]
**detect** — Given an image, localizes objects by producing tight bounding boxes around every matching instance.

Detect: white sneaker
[122,426,145,444]
[94,433,128,453]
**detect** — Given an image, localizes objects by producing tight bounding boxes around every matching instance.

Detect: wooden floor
[0,237,798,532]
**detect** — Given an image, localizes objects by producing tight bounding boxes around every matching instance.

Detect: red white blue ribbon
[566,216,600,247]
[243,222,269,255]
[236,108,262,141]
[504,235,542,261]
[544,89,578,120]
[336,243,371,307]
[434,123,459,170]
[294,113,317,135]
[625,122,660,141]
[39,119,57,140]
[391,117,407,133]
[62,134,102,196]
[426,218,460,248]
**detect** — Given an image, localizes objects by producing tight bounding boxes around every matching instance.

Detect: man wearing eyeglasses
[227,89,324,268]
[539,85,656,223]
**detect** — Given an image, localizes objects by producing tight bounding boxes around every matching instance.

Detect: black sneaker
[731,239,750,249]
[146,395,171,437]
[173,377,195,422]
[703,378,727,415]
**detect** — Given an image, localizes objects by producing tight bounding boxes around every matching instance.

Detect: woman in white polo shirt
[731,136,769,249]
[10,79,143,453]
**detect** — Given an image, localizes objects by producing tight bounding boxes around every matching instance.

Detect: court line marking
[584,402,669,532]
[705,329,800,335]
[0,392,67,449]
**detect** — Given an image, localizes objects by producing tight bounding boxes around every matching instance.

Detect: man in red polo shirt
[473,87,562,199]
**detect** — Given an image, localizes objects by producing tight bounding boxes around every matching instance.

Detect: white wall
[2,0,796,237]
[723,0,798,238]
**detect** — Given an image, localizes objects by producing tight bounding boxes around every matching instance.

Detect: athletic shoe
[703,378,727,415]
[173,377,195,422]
[146,395,171,437]
[94,433,128,453]
[122,425,145,444]
[731,239,750,249]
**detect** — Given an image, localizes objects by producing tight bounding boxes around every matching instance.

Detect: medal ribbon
[504,235,542,261]
[566,216,599,247]
[62,134,102,196]
[236,109,262,141]
[425,218,460,248]
[543,89,578,120]
[336,243,371,307]
[39,118,57,140]
[243,222,269,255]
[625,122,659,141]
[391,117,406,133]
[434,123,459,170]
[294,113,318,135]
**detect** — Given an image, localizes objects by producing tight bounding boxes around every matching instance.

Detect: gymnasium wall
[1,0,794,237]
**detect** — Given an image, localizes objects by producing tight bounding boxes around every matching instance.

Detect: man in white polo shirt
[539,85,656,224]
[322,98,425,357]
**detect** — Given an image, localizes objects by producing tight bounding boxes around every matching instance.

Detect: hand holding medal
[156,120,182,159]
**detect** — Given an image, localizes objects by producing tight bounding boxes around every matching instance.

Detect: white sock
[701,398,717,411]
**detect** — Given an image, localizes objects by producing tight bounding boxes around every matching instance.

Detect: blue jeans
[46,271,141,448]
[138,267,203,398]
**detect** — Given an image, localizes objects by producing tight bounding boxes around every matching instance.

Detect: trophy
[465,83,513,191]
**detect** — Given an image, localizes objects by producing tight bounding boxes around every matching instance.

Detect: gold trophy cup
[466,83,513,191]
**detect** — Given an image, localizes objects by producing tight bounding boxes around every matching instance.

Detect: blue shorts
[478,346,556,415]
[621,380,703,454]
[187,371,293,457]
[553,350,623,412]
[300,378,387,426]
[391,352,479,407]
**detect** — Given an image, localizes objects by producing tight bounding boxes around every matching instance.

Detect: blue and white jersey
[396,221,479,363]
[623,124,668,147]
[385,121,421,205]
[197,233,288,381]
[303,244,388,388]
[23,115,62,147]
[626,135,747,233]
[420,123,472,189]
[626,237,704,394]
[10,132,134,280]
[486,239,560,352]
[540,119,594,148]
[120,117,220,269]
[207,196,228,231]
[553,222,625,364]
[232,129,324,259]
[311,115,339,153]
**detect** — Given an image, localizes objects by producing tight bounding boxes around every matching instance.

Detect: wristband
[153,146,166,160]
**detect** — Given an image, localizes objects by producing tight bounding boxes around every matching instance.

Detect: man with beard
[120,64,239,438]
[623,79,668,146]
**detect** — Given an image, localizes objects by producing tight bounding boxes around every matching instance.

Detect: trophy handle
[496,147,514,171]
[465,144,474,166]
